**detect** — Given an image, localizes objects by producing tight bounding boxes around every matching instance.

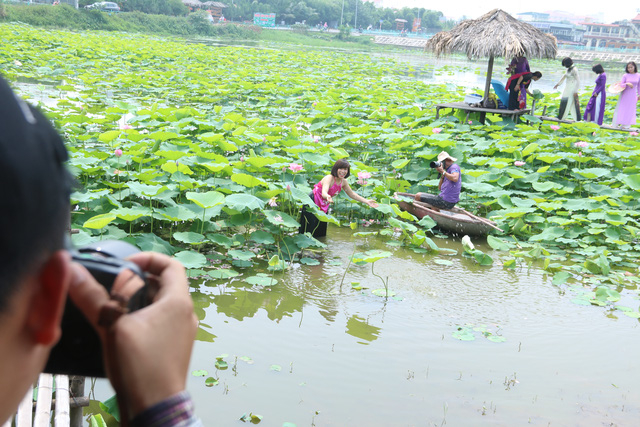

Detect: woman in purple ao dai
[583,64,606,125]
[613,61,640,128]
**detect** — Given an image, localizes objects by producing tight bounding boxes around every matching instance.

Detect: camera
[430,160,442,168]
[45,240,151,378]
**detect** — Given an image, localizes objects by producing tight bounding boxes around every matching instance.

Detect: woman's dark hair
[561,57,573,68]
[626,61,638,73]
[532,71,542,78]
[331,159,351,178]
[592,64,604,74]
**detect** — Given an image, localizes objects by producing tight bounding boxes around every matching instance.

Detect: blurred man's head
[0,75,72,424]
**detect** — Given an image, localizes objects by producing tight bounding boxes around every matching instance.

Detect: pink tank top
[312,179,342,213]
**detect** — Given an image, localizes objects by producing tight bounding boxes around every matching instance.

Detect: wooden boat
[395,192,500,236]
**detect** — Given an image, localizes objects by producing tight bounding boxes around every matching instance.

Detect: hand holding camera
[68,251,198,417]
[430,160,445,174]
[45,240,198,418]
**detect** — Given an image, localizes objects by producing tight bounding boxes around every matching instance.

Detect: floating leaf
[245,273,277,286]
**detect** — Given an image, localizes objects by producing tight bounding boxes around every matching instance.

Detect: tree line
[79,0,455,32]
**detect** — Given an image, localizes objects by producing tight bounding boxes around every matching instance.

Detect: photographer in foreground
[0,76,200,426]
[414,151,461,210]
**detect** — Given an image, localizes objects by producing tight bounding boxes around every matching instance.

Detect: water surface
[184,226,640,426]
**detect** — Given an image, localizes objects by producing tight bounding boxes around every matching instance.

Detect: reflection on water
[188,225,640,426]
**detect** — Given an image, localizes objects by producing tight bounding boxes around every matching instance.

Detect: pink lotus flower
[289,163,303,172]
[578,151,582,157]
[273,215,283,223]
[240,155,245,162]
[433,128,442,134]
[268,197,278,207]
[313,102,317,107]
[119,124,132,130]
[396,118,401,124]
[514,161,525,166]
[357,171,372,180]
[286,184,291,191]
[263,137,266,142]
[114,169,121,175]
[468,120,473,125]
[575,141,589,148]
[314,136,320,142]
[631,132,639,136]
[14,60,22,67]
[550,125,560,131]
[114,149,123,158]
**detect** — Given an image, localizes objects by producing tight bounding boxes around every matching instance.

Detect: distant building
[517,12,585,45]
[581,17,640,49]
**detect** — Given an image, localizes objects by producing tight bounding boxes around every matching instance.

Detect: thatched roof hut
[426,9,557,101]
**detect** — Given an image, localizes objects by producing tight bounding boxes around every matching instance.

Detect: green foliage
[121,0,188,16]
[337,24,351,40]
[4,24,640,318]
[0,5,259,38]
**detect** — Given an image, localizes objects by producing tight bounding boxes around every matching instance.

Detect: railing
[558,44,640,53]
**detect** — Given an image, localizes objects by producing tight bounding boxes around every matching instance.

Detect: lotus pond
[3,24,640,426]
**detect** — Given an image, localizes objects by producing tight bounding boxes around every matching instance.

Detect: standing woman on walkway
[583,64,607,125]
[612,61,640,128]
[554,57,581,121]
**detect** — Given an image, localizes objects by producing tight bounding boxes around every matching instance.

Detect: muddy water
[185,226,640,426]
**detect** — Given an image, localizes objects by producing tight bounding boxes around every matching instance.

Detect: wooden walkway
[435,102,530,124]
[2,375,87,427]
[532,106,639,132]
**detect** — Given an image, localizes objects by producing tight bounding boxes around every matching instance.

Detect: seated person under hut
[414,151,461,210]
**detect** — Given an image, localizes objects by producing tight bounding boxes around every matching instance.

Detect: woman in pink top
[300,159,378,237]
[613,61,640,128]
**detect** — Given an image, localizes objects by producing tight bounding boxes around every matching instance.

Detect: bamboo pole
[15,384,33,427]
[33,374,53,427]
[54,375,70,427]
[455,207,504,232]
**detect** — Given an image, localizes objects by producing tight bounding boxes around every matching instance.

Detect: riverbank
[0,4,389,50]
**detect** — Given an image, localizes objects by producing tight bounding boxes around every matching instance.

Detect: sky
[381,0,639,24]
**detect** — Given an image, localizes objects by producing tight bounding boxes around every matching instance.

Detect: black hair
[561,57,573,68]
[592,64,604,74]
[626,61,638,73]
[0,76,71,312]
[331,159,351,178]
[532,71,542,78]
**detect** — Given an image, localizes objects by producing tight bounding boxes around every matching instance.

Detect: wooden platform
[3,375,87,427]
[435,102,530,124]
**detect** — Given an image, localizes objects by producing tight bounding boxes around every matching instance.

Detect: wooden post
[69,376,86,427]
[482,56,494,103]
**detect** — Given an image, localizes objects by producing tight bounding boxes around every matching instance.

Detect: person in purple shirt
[583,64,606,125]
[414,151,461,210]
